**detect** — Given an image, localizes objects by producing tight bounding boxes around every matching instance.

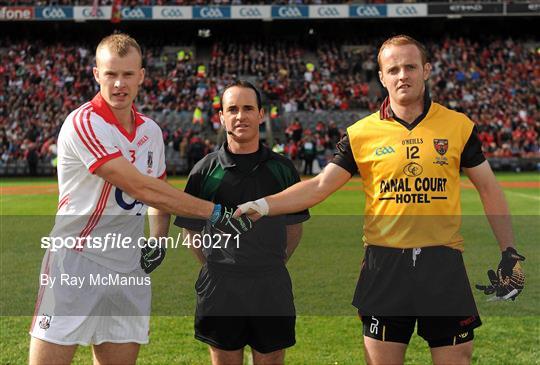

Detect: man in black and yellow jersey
[236,36,525,364]
[175,81,309,365]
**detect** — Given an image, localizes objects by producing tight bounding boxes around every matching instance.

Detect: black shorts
[353,245,481,341]
[360,315,477,348]
[194,263,295,353]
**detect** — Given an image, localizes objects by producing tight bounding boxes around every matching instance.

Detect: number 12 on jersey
[406,146,419,159]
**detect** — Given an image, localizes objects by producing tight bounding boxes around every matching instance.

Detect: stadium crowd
[1,36,538,174]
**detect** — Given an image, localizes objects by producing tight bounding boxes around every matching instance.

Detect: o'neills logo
[137,135,149,147]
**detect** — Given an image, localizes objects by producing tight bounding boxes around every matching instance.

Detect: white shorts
[29,248,151,346]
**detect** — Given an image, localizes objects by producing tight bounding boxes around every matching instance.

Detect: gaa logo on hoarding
[317,6,340,17]
[82,7,104,17]
[239,7,262,17]
[200,7,224,18]
[356,6,381,16]
[278,6,302,17]
[121,7,146,19]
[161,8,183,17]
[396,5,418,16]
[42,7,67,19]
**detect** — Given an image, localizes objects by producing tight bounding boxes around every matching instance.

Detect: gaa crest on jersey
[147,151,153,168]
[433,139,448,156]
[39,314,52,330]
[146,151,154,174]
[433,139,449,166]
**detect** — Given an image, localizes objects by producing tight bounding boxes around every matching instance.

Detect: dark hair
[220,80,262,110]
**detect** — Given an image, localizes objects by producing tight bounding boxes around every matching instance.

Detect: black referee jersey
[174,141,310,268]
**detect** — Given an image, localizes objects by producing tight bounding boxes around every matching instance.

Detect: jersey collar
[379,90,432,131]
[218,141,270,169]
[90,93,145,142]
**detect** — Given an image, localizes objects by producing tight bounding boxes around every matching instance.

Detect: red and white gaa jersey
[50,93,166,273]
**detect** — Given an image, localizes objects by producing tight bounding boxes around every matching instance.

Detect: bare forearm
[267,176,328,216]
[96,158,215,220]
[236,164,351,220]
[465,162,516,252]
[266,164,351,216]
[135,176,214,220]
[479,185,515,251]
[148,207,170,238]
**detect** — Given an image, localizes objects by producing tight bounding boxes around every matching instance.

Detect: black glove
[140,240,166,274]
[209,204,253,235]
[498,247,526,279]
[476,247,525,301]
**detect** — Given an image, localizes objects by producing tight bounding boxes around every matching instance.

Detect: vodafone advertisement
[0,6,33,20]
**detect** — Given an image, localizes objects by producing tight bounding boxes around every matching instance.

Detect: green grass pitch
[1,172,539,364]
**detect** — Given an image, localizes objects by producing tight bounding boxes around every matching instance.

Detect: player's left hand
[476,247,525,301]
[498,247,526,279]
[140,240,166,274]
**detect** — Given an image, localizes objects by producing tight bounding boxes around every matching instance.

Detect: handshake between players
[142,204,254,273]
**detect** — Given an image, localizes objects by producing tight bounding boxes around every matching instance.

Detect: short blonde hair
[96,33,142,64]
[377,35,428,70]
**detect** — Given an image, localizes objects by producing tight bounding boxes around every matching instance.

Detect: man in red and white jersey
[29,33,252,365]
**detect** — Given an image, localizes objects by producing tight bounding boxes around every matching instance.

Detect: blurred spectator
[314,133,328,170]
[187,133,206,171]
[272,138,285,156]
[299,135,316,176]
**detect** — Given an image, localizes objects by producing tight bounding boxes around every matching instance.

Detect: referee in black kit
[174,80,309,365]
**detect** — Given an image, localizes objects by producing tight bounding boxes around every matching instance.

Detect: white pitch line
[505,190,540,201]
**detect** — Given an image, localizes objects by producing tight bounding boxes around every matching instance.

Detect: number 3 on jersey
[129,149,136,163]
[406,146,419,159]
